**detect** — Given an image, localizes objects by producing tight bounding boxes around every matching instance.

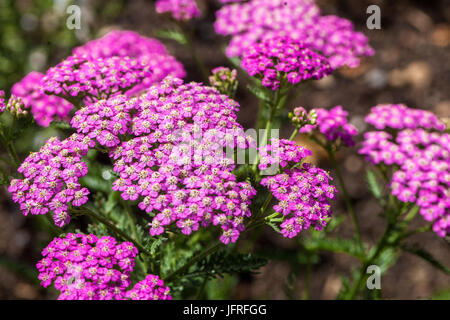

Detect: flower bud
[209,67,238,97]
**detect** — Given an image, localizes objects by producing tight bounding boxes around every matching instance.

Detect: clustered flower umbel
[258,138,312,171]
[300,106,358,147]
[209,66,238,96]
[42,55,153,103]
[215,0,374,68]
[72,30,186,95]
[10,72,73,126]
[37,233,171,300]
[241,36,332,90]
[155,0,201,21]
[75,77,256,244]
[359,104,449,237]
[260,139,336,238]
[8,134,93,227]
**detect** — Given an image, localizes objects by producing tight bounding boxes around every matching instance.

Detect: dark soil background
[0,0,449,299]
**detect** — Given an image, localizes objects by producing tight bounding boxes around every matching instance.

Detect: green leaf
[155,29,187,45]
[303,237,365,260]
[401,244,450,274]
[184,250,268,280]
[247,84,271,102]
[366,169,384,203]
[267,222,281,233]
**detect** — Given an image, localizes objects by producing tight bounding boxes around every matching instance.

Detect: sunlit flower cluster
[8,134,92,227]
[215,0,374,68]
[72,30,186,95]
[300,106,358,147]
[261,163,336,238]
[10,72,73,126]
[360,105,449,237]
[104,77,256,244]
[155,0,201,21]
[42,56,153,103]
[37,233,171,300]
[241,36,332,90]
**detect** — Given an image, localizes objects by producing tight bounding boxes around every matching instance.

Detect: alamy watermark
[366,265,381,290]
[366,5,381,30]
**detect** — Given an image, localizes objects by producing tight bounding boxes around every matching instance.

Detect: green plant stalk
[346,205,419,299]
[165,241,223,282]
[72,206,152,257]
[328,147,363,250]
[122,199,138,241]
[175,20,209,82]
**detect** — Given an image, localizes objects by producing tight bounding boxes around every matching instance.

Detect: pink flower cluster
[360,105,449,237]
[209,66,238,95]
[8,134,92,227]
[72,30,186,95]
[71,95,136,148]
[37,233,171,300]
[300,106,358,147]
[42,56,153,103]
[215,0,374,68]
[10,72,74,126]
[125,274,172,300]
[94,78,257,244]
[241,36,332,90]
[261,163,336,238]
[155,0,201,21]
[364,103,446,131]
[258,138,312,171]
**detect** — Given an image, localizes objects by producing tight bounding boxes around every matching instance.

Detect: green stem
[122,200,138,241]
[72,206,152,257]
[176,21,209,82]
[328,147,362,249]
[165,241,223,282]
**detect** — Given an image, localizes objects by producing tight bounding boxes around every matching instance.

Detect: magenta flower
[215,0,374,68]
[105,77,256,243]
[156,0,201,21]
[261,163,336,238]
[10,72,74,126]
[8,134,92,227]
[72,30,186,95]
[360,104,449,237]
[42,55,153,103]
[241,36,332,90]
[37,233,171,300]
[300,106,358,147]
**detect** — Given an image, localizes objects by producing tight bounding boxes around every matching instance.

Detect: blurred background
[0,0,449,299]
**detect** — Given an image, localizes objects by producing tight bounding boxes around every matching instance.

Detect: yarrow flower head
[42,56,153,104]
[215,0,374,68]
[364,103,446,131]
[155,0,201,21]
[104,77,256,244]
[261,162,336,238]
[9,134,92,227]
[289,106,317,127]
[241,36,332,90]
[125,274,172,300]
[209,67,238,96]
[258,138,312,172]
[36,233,172,300]
[360,104,449,237]
[72,30,186,95]
[10,72,73,126]
[300,106,358,147]
[71,95,137,148]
